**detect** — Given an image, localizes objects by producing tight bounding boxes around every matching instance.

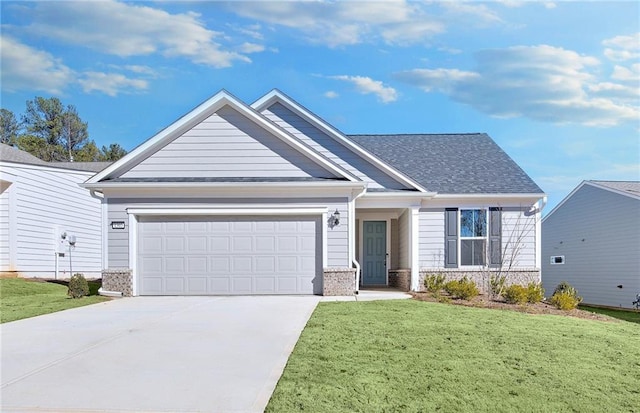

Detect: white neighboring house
[542,180,640,309]
[0,144,111,279]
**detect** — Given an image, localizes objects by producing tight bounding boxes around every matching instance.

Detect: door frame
[358,215,391,286]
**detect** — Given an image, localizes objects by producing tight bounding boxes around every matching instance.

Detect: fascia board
[252,89,428,192]
[1,160,96,177]
[434,193,546,199]
[87,90,358,185]
[81,181,365,190]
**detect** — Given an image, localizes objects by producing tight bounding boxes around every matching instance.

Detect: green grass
[267,300,640,413]
[579,305,640,324]
[0,278,109,323]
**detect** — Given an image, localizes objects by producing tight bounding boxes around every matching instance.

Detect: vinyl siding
[261,103,409,190]
[122,105,334,179]
[398,210,410,268]
[0,183,10,271]
[106,197,349,269]
[0,163,102,277]
[542,184,640,309]
[419,208,445,268]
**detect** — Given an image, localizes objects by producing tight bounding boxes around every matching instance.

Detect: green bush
[526,282,545,304]
[503,284,528,305]
[550,291,581,310]
[444,277,479,300]
[553,281,579,298]
[68,273,89,298]
[489,274,507,299]
[424,274,446,294]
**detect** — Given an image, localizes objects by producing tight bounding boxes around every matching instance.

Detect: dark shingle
[0,143,112,172]
[107,177,348,183]
[348,134,543,194]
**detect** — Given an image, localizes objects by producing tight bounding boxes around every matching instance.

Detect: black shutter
[445,208,458,268]
[490,207,502,266]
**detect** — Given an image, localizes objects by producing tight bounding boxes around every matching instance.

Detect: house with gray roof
[83,89,545,297]
[542,180,640,309]
[0,143,110,278]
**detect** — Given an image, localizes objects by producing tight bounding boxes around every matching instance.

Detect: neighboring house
[542,180,640,309]
[0,143,111,278]
[82,89,545,297]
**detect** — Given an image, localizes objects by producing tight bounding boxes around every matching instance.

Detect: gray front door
[362,221,387,286]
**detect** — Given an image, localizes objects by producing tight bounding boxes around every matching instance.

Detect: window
[460,209,486,266]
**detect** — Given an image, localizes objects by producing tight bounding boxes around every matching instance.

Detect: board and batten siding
[261,103,409,190]
[418,207,537,269]
[0,163,102,277]
[106,197,349,269]
[542,184,640,309]
[121,105,335,179]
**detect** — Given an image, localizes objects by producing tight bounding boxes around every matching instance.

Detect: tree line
[0,97,127,162]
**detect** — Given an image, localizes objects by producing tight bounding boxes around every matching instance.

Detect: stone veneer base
[102,269,133,297]
[417,269,541,293]
[323,268,356,296]
[388,269,411,292]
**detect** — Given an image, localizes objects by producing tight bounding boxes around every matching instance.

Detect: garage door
[137,215,321,295]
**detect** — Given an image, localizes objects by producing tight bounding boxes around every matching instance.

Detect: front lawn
[0,278,109,323]
[579,305,640,324]
[267,300,640,413]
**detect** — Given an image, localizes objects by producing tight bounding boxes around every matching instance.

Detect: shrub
[68,273,89,298]
[553,281,579,298]
[444,277,479,300]
[489,274,507,299]
[550,291,581,310]
[424,274,446,294]
[503,284,528,305]
[526,282,545,304]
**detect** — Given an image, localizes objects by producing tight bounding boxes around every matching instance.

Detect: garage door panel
[138,215,320,295]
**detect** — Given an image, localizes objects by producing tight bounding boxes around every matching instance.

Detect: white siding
[0,163,102,277]
[398,210,410,268]
[122,105,334,179]
[542,184,640,309]
[261,103,409,190]
[419,208,445,268]
[0,183,10,271]
[106,197,350,270]
[502,208,537,269]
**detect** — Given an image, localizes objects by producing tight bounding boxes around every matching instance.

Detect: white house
[82,89,546,297]
[542,180,640,309]
[0,144,110,279]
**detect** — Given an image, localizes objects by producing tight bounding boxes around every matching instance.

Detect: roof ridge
[346,133,486,136]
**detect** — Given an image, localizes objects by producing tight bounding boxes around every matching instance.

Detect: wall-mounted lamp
[328,209,341,228]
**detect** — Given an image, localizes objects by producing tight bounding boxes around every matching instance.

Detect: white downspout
[350,187,367,294]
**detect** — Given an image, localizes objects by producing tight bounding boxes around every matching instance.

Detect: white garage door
[137,215,321,295]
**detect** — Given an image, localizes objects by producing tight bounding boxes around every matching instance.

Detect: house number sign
[111,221,126,230]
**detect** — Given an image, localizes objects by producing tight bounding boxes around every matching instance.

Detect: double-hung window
[460,209,487,266]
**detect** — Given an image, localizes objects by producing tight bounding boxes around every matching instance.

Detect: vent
[550,256,565,265]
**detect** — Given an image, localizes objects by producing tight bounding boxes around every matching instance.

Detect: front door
[362,221,387,286]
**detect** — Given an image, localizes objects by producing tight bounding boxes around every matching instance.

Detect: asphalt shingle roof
[0,144,111,172]
[590,180,640,196]
[348,133,544,194]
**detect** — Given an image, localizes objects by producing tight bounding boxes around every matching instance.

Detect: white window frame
[459,208,488,267]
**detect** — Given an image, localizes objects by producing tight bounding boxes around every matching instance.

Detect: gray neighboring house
[83,89,545,297]
[542,180,640,309]
[0,143,111,278]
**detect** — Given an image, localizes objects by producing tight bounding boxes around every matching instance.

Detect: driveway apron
[1,296,320,413]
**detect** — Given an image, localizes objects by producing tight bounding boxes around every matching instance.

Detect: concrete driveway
[1,296,320,413]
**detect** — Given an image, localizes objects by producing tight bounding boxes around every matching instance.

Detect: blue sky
[1,1,638,212]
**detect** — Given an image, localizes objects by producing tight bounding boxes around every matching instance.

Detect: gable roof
[252,89,428,192]
[588,180,640,197]
[85,90,359,186]
[0,143,111,172]
[348,134,544,194]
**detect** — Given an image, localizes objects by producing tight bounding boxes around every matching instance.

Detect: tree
[100,143,127,161]
[0,109,21,145]
[60,106,89,161]
[74,140,102,161]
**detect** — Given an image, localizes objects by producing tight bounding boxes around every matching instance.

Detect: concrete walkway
[1,296,320,413]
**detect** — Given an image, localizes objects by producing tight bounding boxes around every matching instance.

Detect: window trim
[459,208,489,267]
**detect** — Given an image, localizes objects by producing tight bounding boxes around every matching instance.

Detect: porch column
[410,206,420,291]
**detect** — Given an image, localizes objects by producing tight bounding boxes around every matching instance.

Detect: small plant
[489,274,507,299]
[550,281,582,310]
[444,277,479,300]
[526,282,545,304]
[550,292,581,310]
[68,273,89,298]
[503,284,528,305]
[424,274,446,294]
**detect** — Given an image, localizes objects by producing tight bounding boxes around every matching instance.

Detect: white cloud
[603,33,640,62]
[27,1,250,68]
[227,1,443,47]
[238,42,265,54]
[329,75,398,103]
[78,72,148,97]
[612,64,640,82]
[440,2,503,24]
[396,45,638,126]
[324,91,339,99]
[1,35,73,94]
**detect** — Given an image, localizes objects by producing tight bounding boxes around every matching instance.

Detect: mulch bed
[411,292,616,322]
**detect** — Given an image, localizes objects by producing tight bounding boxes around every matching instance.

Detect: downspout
[90,190,122,298]
[350,186,367,294]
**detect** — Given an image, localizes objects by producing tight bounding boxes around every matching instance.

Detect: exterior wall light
[328,209,341,228]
